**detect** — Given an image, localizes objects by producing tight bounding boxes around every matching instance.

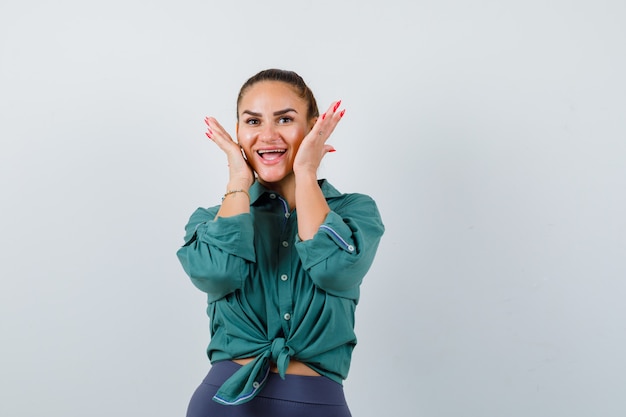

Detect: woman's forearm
[295,172,329,240]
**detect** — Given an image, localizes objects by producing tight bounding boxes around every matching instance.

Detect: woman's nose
[259,124,278,142]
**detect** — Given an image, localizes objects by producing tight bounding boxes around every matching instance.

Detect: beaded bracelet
[222,189,250,201]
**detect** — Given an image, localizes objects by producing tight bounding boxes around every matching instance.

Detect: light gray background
[1,1,625,416]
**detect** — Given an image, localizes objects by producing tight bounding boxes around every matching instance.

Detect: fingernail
[322,113,326,120]
[329,148,337,153]
[205,132,212,139]
[339,109,346,118]
[333,100,342,112]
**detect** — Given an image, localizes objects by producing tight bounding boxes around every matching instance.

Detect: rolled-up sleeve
[295,194,384,299]
[176,208,256,301]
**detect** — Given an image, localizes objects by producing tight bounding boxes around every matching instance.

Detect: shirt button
[348,245,355,252]
[284,212,290,219]
[252,382,260,389]
[282,241,289,247]
[283,313,291,321]
[269,193,276,199]
[280,274,288,281]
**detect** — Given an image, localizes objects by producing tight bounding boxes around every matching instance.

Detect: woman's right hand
[205,117,254,189]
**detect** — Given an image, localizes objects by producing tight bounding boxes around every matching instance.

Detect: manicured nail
[339,109,346,118]
[333,100,342,112]
[205,132,212,139]
[329,149,336,153]
[322,113,326,120]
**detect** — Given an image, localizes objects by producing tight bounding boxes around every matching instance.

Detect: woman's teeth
[258,150,285,160]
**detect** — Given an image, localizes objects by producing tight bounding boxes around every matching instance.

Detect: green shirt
[177,179,384,405]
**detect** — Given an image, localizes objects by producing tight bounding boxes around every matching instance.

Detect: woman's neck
[259,174,297,210]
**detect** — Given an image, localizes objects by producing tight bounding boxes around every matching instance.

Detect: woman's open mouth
[257,149,286,163]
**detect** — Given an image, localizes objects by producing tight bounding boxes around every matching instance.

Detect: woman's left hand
[293,100,345,177]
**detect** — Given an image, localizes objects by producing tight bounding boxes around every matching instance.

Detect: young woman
[177,69,384,416]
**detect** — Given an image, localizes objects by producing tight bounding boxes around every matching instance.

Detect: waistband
[205,361,347,406]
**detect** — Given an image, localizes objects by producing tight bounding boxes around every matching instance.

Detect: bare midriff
[232,357,321,376]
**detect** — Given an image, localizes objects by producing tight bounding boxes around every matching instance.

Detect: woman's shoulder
[320,181,381,223]
[320,179,377,205]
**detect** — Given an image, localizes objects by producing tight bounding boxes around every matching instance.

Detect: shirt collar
[248,179,342,205]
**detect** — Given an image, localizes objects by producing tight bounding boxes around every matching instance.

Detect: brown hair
[236,69,319,121]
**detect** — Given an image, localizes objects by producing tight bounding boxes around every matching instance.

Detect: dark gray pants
[186,361,352,417]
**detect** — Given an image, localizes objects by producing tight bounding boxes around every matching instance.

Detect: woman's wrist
[227,179,253,191]
[294,169,318,184]
[222,189,250,202]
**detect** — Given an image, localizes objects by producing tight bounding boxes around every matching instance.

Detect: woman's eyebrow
[273,108,298,116]
[241,110,262,117]
[241,108,299,117]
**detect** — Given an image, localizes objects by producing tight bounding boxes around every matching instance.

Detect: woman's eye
[245,118,259,125]
[278,117,292,124]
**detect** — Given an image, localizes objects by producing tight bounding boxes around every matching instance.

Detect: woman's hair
[236,69,319,121]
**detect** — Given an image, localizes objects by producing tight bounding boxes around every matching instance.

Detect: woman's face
[237,81,315,186]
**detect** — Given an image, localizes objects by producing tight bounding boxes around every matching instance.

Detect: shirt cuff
[296,211,356,269]
[198,213,256,262]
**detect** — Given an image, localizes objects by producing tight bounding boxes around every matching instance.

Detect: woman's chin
[256,169,293,186]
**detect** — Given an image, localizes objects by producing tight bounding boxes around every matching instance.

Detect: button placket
[277,210,294,334]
